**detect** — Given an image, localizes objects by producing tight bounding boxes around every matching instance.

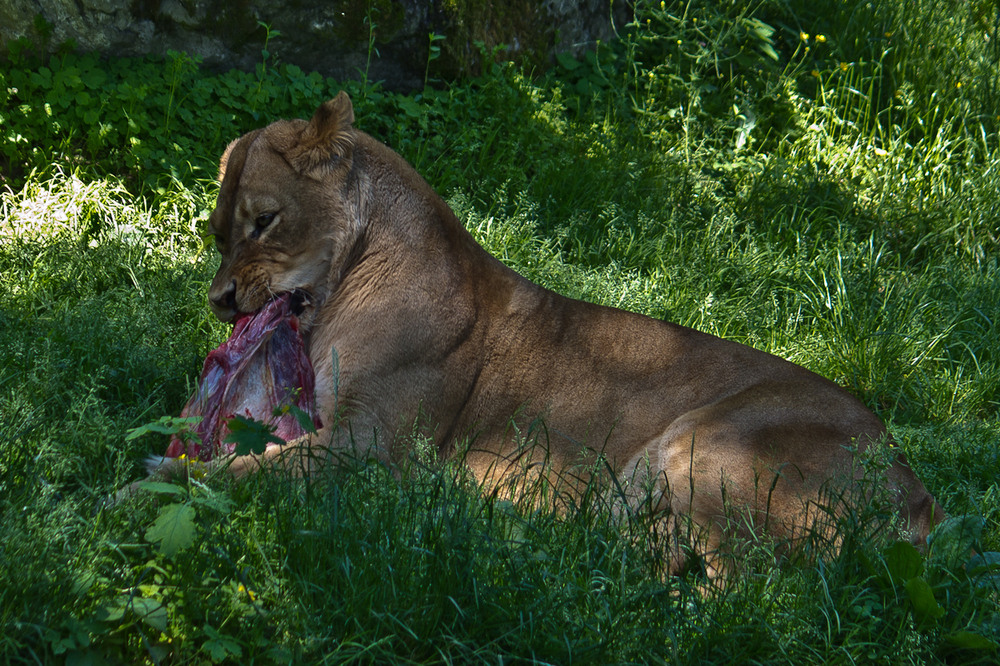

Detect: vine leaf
[224,414,284,456]
[145,502,197,556]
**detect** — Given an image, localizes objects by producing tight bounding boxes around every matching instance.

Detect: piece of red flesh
[165,293,321,461]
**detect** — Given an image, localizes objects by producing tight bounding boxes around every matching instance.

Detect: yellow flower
[815,34,827,43]
[238,584,257,601]
[811,70,821,77]
[839,62,849,72]
[956,81,963,89]
[660,0,665,9]
[178,453,206,479]
[800,31,809,42]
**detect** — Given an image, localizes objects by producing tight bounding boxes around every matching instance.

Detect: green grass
[3,0,1000,662]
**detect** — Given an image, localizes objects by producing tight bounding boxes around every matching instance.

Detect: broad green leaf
[224,414,284,456]
[145,502,196,556]
[397,96,422,118]
[191,490,235,516]
[944,630,999,651]
[126,415,202,441]
[882,540,924,586]
[202,625,243,661]
[136,480,188,497]
[95,600,125,623]
[904,577,945,623]
[80,65,107,90]
[129,597,169,633]
[929,515,983,570]
[556,52,581,71]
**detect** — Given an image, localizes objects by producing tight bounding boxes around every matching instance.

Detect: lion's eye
[250,213,277,240]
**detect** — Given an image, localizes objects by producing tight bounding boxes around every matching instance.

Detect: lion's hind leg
[638,401,864,582]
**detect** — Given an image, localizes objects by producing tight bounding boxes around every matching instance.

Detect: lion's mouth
[289,289,311,317]
[239,289,311,321]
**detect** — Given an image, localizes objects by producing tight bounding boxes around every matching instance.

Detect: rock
[1,0,633,90]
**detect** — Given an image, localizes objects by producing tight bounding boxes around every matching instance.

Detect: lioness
[158,93,942,574]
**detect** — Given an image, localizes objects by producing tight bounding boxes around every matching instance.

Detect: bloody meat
[165,293,321,460]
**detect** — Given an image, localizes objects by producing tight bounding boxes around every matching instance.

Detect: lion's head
[207,92,362,325]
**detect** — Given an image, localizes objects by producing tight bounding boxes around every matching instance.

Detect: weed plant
[2,0,1000,662]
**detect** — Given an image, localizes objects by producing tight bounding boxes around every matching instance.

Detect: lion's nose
[209,279,237,319]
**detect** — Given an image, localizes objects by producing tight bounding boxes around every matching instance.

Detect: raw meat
[165,292,321,461]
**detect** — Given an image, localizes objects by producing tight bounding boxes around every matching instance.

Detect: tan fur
[170,93,942,573]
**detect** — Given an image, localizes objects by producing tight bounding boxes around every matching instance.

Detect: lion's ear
[217,130,260,184]
[217,139,239,182]
[287,92,356,176]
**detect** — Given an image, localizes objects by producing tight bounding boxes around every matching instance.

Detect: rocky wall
[1,0,634,89]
